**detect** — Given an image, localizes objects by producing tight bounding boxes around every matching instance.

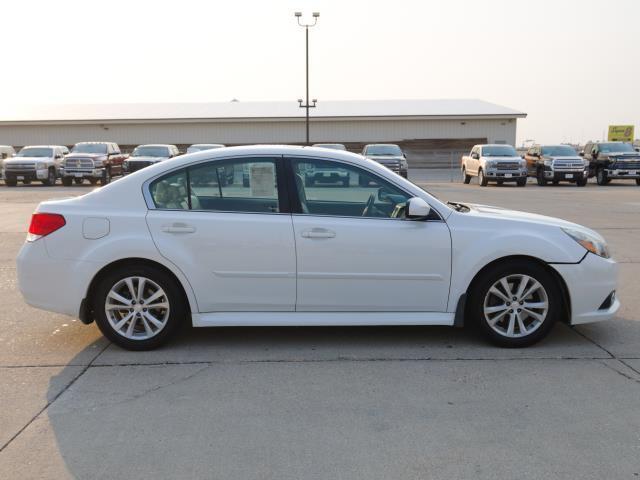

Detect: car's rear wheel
[5,178,17,187]
[517,178,527,187]
[478,169,488,187]
[576,177,588,187]
[74,177,84,185]
[636,178,640,186]
[23,179,31,185]
[468,260,560,347]
[62,177,73,186]
[93,265,186,350]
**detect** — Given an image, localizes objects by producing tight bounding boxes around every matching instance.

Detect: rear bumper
[551,253,619,325]
[17,239,100,318]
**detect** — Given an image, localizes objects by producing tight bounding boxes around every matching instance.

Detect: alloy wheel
[105,276,170,340]
[483,274,549,338]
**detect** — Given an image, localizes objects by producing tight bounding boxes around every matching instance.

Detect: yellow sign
[608,125,635,142]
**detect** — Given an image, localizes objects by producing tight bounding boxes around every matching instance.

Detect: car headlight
[123,160,129,169]
[562,227,610,258]
[544,159,553,167]
[519,160,526,168]
[485,160,496,169]
[36,162,46,170]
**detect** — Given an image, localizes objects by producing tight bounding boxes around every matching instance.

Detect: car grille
[5,163,36,171]
[64,158,94,170]
[377,162,401,172]
[612,160,640,170]
[128,160,153,172]
[496,162,520,170]
[553,161,584,171]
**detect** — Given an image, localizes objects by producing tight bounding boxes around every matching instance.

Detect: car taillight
[27,213,66,241]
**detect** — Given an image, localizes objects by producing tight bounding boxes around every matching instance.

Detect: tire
[577,178,588,187]
[467,260,561,347]
[636,179,640,186]
[23,179,31,185]
[62,177,73,187]
[89,178,99,185]
[5,178,17,187]
[74,177,84,185]
[93,264,187,351]
[497,180,504,186]
[41,168,56,186]
[517,178,527,187]
[462,168,471,184]
[596,168,609,185]
[100,168,111,186]
[536,169,547,186]
[478,169,488,187]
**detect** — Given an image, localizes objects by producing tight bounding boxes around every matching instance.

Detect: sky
[2,0,638,145]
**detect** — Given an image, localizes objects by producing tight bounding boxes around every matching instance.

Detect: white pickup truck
[461,144,528,187]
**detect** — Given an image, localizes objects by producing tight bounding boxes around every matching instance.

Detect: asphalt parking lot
[1,171,639,479]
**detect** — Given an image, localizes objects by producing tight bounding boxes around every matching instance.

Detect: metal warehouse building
[0,99,525,166]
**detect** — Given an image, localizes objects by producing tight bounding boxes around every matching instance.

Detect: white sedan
[17,146,619,350]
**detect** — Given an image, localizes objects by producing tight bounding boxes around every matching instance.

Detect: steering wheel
[362,193,376,217]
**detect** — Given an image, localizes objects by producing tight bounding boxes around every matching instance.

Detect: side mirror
[579,151,584,157]
[377,187,390,202]
[471,153,478,160]
[406,197,431,220]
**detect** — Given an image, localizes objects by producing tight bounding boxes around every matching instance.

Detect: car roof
[74,141,112,145]
[364,143,400,147]
[135,144,177,148]
[190,143,224,147]
[21,145,66,149]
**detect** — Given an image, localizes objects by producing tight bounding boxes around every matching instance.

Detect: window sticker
[250,163,276,197]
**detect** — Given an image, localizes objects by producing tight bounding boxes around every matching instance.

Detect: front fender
[446,214,586,312]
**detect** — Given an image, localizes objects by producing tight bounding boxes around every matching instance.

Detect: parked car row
[462,141,640,187]
[0,143,225,186]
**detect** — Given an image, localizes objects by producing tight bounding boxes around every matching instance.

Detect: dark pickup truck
[60,142,126,186]
[582,141,640,186]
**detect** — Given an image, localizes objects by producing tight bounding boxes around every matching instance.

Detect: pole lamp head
[312,12,320,17]
[294,12,302,17]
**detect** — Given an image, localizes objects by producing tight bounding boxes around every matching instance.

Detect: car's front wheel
[478,169,488,187]
[93,264,186,350]
[468,260,561,347]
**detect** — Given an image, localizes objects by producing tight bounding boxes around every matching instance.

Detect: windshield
[365,145,402,156]
[599,143,635,153]
[482,145,518,157]
[17,147,53,157]
[541,145,577,156]
[132,146,170,157]
[313,144,347,150]
[72,143,108,154]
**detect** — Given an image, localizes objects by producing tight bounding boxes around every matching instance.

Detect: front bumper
[60,167,103,179]
[485,169,527,181]
[544,169,588,181]
[605,169,640,179]
[551,253,619,325]
[5,168,49,181]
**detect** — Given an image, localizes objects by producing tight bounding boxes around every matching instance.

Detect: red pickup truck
[60,142,127,186]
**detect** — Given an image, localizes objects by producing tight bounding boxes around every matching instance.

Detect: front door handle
[301,228,336,239]
[161,223,196,234]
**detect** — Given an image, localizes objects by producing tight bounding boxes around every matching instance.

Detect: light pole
[295,11,319,145]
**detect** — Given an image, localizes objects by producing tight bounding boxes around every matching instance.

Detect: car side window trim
[143,155,291,215]
[283,155,443,222]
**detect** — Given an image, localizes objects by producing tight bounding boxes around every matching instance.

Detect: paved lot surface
[1,173,639,479]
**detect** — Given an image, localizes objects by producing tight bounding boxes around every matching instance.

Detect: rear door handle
[301,228,336,239]
[161,223,196,234]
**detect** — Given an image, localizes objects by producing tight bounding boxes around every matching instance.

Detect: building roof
[0,99,526,124]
